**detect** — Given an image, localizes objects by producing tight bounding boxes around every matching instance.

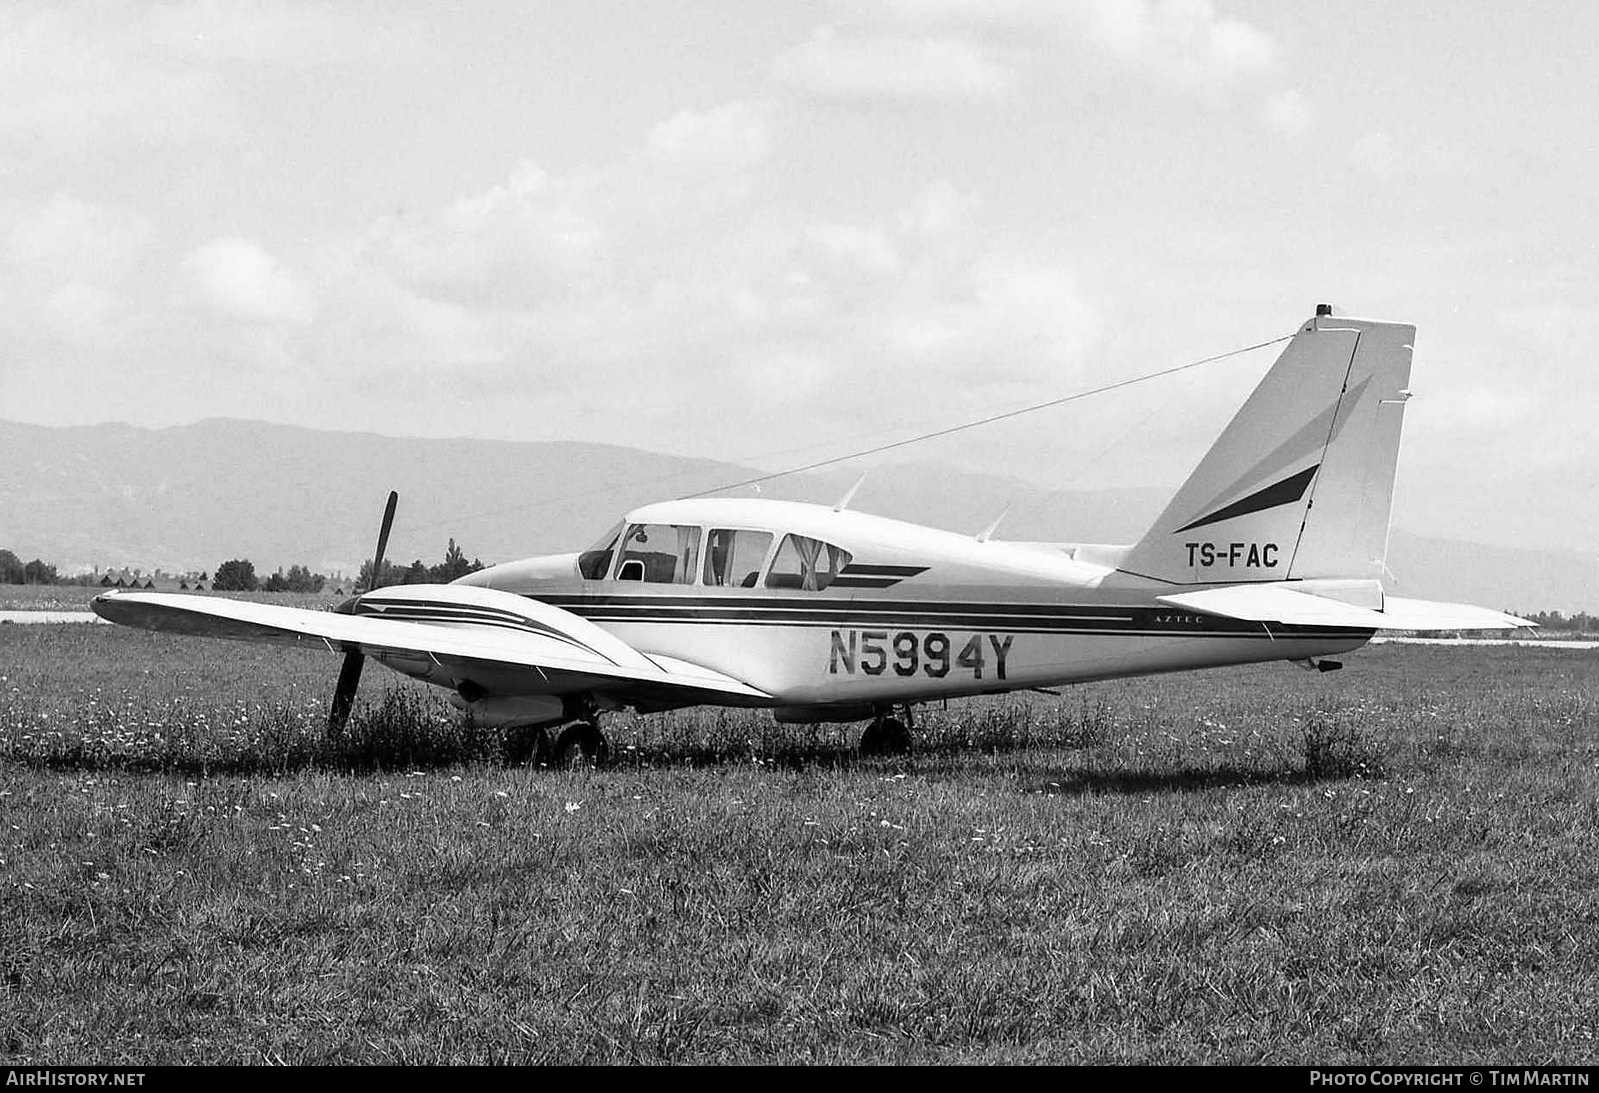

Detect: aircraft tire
[860,716,912,756]
[553,721,611,768]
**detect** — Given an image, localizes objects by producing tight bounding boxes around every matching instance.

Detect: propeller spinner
[327,490,398,736]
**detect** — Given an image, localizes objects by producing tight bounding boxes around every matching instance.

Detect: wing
[1157,584,1531,631]
[91,585,769,706]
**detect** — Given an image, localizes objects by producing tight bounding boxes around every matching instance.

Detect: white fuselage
[454,498,1371,713]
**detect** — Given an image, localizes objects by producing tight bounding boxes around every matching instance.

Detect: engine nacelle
[447,693,568,728]
[773,703,878,725]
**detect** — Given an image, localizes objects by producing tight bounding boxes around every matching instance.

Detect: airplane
[91,305,1530,764]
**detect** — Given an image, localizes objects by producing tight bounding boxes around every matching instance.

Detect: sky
[2,0,1595,551]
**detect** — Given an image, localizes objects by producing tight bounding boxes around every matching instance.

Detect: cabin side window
[577,522,624,580]
[764,534,852,591]
[616,523,701,583]
[703,529,773,588]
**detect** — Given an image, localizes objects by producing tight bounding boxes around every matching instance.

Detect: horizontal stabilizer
[1376,596,1534,632]
[1158,585,1531,631]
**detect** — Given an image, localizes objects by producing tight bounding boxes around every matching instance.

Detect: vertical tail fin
[1120,310,1415,585]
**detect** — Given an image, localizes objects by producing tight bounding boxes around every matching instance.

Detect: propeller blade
[364,490,399,592]
[328,650,364,736]
[331,490,397,735]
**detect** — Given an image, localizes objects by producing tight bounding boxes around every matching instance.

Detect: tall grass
[0,628,1129,775]
[1,626,1595,1062]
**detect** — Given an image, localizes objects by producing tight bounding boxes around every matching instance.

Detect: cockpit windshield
[577,522,623,581]
[616,523,700,583]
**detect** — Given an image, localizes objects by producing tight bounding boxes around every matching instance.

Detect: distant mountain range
[2,419,1593,613]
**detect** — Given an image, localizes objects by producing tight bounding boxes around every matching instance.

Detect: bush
[212,559,258,592]
[1302,705,1387,779]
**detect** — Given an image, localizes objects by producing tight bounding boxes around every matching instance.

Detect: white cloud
[0,8,230,154]
[396,295,502,369]
[0,2,423,157]
[646,101,773,171]
[1351,131,1398,178]
[305,113,1099,450]
[368,101,776,316]
[0,195,150,345]
[297,278,466,377]
[833,0,1279,89]
[803,224,902,281]
[1263,89,1312,135]
[897,179,982,238]
[1066,0,1278,83]
[385,162,606,307]
[884,257,1100,383]
[1,88,1102,454]
[45,283,116,337]
[4,195,150,281]
[773,26,1016,102]
[144,1,422,66]
[184,237,316,325]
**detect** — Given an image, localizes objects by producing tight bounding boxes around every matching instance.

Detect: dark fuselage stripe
[357,595,1368,646]
[525,592,1369,636]
[576,619,1369,640]
[362,597,547,626]
[576,609,1134,626]
[355,604,607,659]
[558,607,1368,639]
[535,594,1177,615]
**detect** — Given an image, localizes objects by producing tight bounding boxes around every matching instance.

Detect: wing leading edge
[90,586,769,703]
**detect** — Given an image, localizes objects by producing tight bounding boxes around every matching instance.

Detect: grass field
[1,624,1595,1063]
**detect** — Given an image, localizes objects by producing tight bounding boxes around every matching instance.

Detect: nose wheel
[860,705,915,756]
[552,720,611,768]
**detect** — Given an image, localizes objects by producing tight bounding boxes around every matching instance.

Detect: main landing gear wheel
[553,720,611,768]
[860,709,914,756]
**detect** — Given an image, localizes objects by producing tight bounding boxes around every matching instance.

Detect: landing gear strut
[860,705,915,756]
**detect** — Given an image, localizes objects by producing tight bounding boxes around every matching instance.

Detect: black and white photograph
[1,0,1595,1069]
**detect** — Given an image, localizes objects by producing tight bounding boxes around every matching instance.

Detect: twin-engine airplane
[93,307,1527,763]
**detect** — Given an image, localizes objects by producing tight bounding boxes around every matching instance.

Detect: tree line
[212,539,485,591]
[1513,609,1599,632]
[1,539,486,592]
[356,538,485,590]
[0,550,58,585]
